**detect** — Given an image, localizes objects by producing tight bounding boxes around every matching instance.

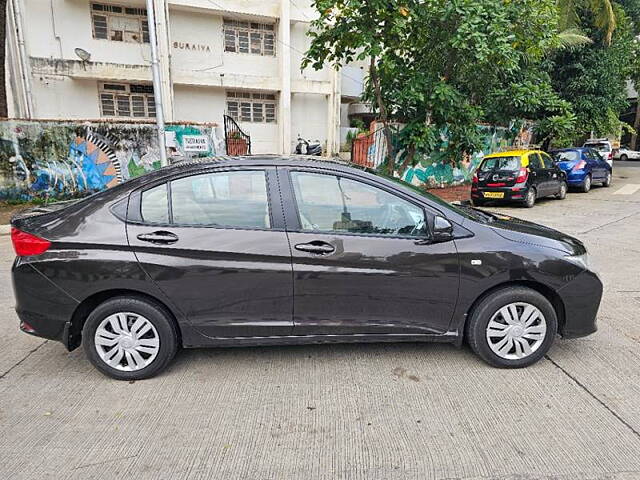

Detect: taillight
[515,167,528,183]
[572,160,587,171]
[11,228,51,256]
[472,173,478,184]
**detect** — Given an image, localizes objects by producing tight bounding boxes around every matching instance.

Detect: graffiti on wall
[0,120,222,201]
[400,122,534,188]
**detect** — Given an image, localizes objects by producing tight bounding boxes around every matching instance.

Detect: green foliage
[303,0,563,168]
[545,4,634,143]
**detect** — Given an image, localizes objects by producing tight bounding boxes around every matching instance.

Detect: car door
[540,152,562,193]
[583,149,601,181]
[279,167,460,336]
[527,153,547,195]
[127,167,294,338]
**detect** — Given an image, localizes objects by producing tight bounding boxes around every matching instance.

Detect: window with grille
[99,83,156,118]
[223,19,275,56]
[91,3,149,43]
[227,91,277,123]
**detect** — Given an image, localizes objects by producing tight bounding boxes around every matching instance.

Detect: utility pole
[145,0,168,167]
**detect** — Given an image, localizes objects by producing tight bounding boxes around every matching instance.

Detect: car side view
[11,156,603,380]
[550,147,612,192]
[471,150,567,208]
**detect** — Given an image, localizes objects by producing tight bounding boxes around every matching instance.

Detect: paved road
[1,162,639,480]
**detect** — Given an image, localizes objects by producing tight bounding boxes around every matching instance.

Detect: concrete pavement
[1,161,640,479]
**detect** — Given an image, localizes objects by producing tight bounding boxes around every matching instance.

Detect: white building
[5,0,368,154]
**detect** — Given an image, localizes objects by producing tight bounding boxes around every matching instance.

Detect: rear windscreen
[553,151,579,162]
[479,156,521,172]
[584,143,609,152]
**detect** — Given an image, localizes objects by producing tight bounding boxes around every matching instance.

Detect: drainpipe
[11,0,34,118]
[145,0,168,167]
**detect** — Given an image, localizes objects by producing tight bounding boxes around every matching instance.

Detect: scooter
[294,136,322,156]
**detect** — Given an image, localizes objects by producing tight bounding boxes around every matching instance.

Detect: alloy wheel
[94,312,160,371]
[485,302,547,360]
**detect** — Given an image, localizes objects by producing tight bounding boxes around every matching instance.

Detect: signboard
[182,135,210,152]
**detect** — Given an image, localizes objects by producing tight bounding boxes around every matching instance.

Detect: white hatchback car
[583,139,614,167]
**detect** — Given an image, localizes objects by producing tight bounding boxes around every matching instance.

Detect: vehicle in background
[295,136,322,156]
[10,156,602,379]
[613,146,640,161]
[550,148,612,193]
[471,150,567,208]
[583,139,614,167]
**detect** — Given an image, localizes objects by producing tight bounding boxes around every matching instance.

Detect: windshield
[584,143,610,152]
[552,151,580,162]
[479,156,521,172]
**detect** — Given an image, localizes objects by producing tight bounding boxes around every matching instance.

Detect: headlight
[565,252,590,271]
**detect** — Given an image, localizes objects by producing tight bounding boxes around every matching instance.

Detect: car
[10,156,603,380]
[550,148,612,192]
[613,146,640,161]
[583,139,614,167]
[471,150,567,208]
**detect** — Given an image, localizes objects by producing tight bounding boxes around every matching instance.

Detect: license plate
[483,192,504,199]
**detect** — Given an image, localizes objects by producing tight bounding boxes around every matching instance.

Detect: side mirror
[432,215,454,243]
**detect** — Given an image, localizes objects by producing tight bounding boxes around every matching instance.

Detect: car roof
[550,147,587,152]
[483,149,542,159]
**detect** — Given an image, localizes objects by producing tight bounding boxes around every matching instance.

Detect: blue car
[550,148,612,192]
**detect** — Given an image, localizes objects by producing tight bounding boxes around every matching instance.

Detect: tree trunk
[631,98,640,150]
[369,57,394,175]
[0,0,8,118]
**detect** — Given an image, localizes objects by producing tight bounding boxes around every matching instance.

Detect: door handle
[136,231,179,245]
[294,241,335,255]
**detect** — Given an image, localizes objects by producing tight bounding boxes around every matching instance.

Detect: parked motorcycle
[294,136,322,156]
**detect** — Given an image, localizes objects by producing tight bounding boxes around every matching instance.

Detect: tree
[557,0,617,44]
[546,4,634,146]
[303,0,565,174]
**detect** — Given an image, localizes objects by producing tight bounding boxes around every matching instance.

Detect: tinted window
[552,151,579,162]
[171,170,270,228]
[479,156,521,172]
[584,142,610,152]
[528,153,542,169]
[540,153,554,168]
[291,172,426,237]
[141,183,169,223]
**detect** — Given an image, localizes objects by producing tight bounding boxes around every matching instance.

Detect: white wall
[174,85,225,123]
[291,93,327,151]
[31,77,100,119]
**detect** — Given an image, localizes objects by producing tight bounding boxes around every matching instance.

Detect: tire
[471,198,485,207]
[555,181,568,200]
[580,174,592,193]
[602,171,612,187]
[523,188,536,208]
[465,286,557,368]
[83,296,179,380]
[620,154,628,161]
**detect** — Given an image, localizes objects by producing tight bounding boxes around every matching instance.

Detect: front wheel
[602,171,612,187]
[83,296,179,380]
[555,181,568,200]
[465,287,557,368]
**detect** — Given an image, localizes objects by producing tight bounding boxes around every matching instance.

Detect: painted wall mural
[0,120,222,201]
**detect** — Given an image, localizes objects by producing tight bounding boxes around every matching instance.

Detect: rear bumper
[12,259,79,349]
[557,269,603,338]
[471,186,530,202]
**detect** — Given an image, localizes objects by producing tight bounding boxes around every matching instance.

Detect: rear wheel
[465,287,557,368]
[620,154,628,161]
[555,181,568,200]
[580,174,592,193]
[602,171,612,187]
[83,296,178,380]
[523,188,536,208]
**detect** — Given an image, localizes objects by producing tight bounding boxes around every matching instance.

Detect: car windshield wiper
[458,204,495,223]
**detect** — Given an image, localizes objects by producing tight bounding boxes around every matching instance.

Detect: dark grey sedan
[11,156,602,380]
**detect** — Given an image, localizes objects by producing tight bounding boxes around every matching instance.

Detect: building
[5,0,367,154]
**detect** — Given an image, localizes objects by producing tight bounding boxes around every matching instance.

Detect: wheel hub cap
[486,302,547,360]
[94,312,160,372]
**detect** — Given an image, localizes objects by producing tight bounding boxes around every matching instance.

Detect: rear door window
[540,153,554,168]
[479,156,521,172]
[528,153,542,170]
[141,183,169,224]
[170,170,271,228]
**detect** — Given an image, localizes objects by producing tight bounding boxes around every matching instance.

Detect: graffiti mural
[0,120,222,201]
[400,122,533,188]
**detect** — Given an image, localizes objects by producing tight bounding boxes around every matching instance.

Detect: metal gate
[223,114,252,156]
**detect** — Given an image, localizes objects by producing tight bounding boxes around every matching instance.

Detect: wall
[0,119,222,201]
